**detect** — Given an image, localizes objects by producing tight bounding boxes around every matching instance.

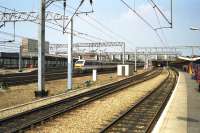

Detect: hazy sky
[0,0,200,54]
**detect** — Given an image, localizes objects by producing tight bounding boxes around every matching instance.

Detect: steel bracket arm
[45,0,64,8]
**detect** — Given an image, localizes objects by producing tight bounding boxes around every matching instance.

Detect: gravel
[0,69,144,119]
[27,70,168,133]
[0,73,122,109]
[0,68,36,74]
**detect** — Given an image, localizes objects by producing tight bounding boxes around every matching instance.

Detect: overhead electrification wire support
[149,0,173,30]
[149,0,171,26]
[152,4,168,47]
[120,0,155,30]
[120,0,172,47]
[63,0,66,34]
[120,0,173,69]
[65,0,93,90]
[63,0,85,33]
[56,3,134,49]
[0,4,107,44]
[171,0,173,28]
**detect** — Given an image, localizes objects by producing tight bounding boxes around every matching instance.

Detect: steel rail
[100,68,178,133]
[0,67,117,86]
[0,68,161,133]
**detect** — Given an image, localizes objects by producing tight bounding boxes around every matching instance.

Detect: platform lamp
[18,45,22,72]
[190,27,200,31]
[190,26,200,56]
[190,26,200,91]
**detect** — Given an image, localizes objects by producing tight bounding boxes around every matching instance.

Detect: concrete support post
[166,55,169,67]
[127,55,130,61]
[67,18,73,90]
[95,55,98,60]
[145,49,148,70]
[99,50,101,61]
[175,48,177,57]
[144,54,148,70]
[120,54,122,61]
[92,69,97,81]
[134,48,137,72]
[164,54,167,60]
[35,0,48,97]
[18,45,22,72]
[111,55,115,61]
[122,43,125,64]
[155,48,158,61]
[192,47,194,57]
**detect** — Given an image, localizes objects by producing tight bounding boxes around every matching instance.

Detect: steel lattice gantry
[50,42,126,63]
[0,5,68,23]
[50,42,124,49]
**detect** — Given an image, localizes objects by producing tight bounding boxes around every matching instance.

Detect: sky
[0,0,200,55]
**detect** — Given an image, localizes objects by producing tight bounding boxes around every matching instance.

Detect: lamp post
[190,26,200,56]
[190,26,200,91]
[18,45,22,72]
[190,27,200,31]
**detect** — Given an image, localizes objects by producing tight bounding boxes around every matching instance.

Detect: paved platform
[153,71,200,133]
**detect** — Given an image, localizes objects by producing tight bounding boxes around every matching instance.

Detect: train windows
[76,60,84,65]
[84,61,90,65]
[0,58,3,67]
[4,59,10,65]
[0,55,69,69]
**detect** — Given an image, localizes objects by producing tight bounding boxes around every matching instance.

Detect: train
[0,52,145,70]
[74,59,145,70]
[74,59,118,69]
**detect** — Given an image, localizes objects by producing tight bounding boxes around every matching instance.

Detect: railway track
[0,67,116,86]
[0,68,161,133]
[100,69,178,133]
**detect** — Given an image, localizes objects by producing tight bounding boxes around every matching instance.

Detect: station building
[0,38,81,69]
[21,38,49,55]
[0,52,69,69]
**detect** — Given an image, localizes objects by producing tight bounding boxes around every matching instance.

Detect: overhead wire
[149,0,172,26]
[149,0,169,47]
[77,16,118,41]
[154,8,169,46]
[52,3,115,43]
[62,0,85,32]
[55,4,120,41]
[0,37,19,50]
[0,5,108,44]
[53,2,124,49]
[87,16,135,44]
[90,17,136,52]
[1,1,171,52]
[1,2,122,53]
[88,16,136,51]
[119,0,168,47]
[120,0,155,30]
[0,30,100,45]
[60,3,136,51]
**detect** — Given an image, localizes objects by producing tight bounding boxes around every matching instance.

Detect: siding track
[0,68,161,133]
[100,69,178,133]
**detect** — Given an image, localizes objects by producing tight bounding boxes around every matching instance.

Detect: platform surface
[153,71,200,133]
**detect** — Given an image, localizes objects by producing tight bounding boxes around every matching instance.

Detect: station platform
[153,71,200,133]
